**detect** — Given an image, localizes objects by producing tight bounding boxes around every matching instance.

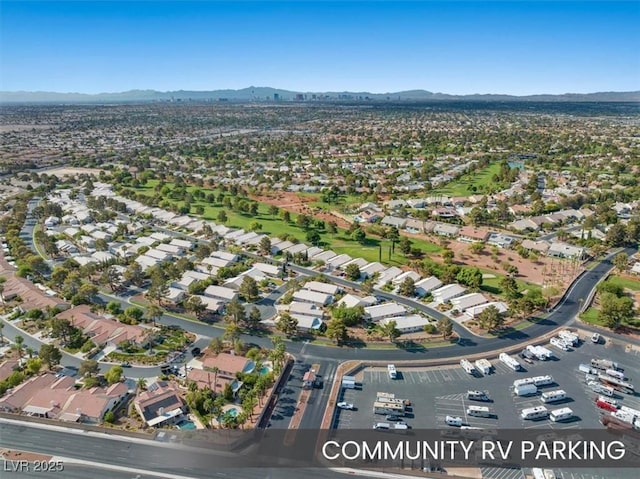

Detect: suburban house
[392,271,421,285]
[292,289,333,306]
[520,239,550,254]
[203,285,239,303]
[379,315,430,333]
[134,381,185,428]
[336,294,376,309]
[464,301,509,319]
[196,353,254,394]
[360,262,387,278]
[458,226,490,243]
[547,242,586,260]
[252,262,280,277]
[432,284,467,304]
[414,276,443,297]
[432,223,460,238]
[487,233,516,248]
[55,305,149,348]
[450,293,488,311]
[0,277,69,312]
[364,303,407,322]
[0,374,128,423]
[303,281,340,296]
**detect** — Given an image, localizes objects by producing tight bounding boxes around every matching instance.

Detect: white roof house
[150,232,171,242]
[340,257,368,270]
[183,270,210,281]
[379,315,430,333]
[303,281,340,296]
[337,294,367,309]
[194,295,224,313]
[203,285,238,303]
[326,254,352,268]
[284,243,308,255]
[165,287,186,303]
[415,276,443,297]
[170,238,193,250]
[288,301,323,317]
[271,241,294,255]
[252,262,280,277]
[311,250,337,263]
[364,303,407,322]
[136,236,156,247]
[464,301,509,318]
[91,251,115,263]
[135,255,161,271]
[304,246,324,258]
[547,242,585,260]
[292,290,333,306]
[450,293,488,311]
[360,262,387,278]
[145,249,170,261]
[156,243,183,256]
[211,251,239,262]
[392,271,421,285]
[432,284,467,303]
[375,267,404,287]
[202,256,232,268]
[291,314,324,332]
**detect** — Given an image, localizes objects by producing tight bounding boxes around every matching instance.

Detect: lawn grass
[606,275,640,291]
[433,163,502,197]
[579,307,606,326]
[479,271,541,298]
[124,181,443,266]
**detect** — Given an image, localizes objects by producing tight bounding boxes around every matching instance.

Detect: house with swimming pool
[189,353,260,396]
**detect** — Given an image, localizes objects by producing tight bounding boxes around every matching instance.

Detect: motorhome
[513,384,538,396]
[445,416,463,426]
[460,359,476,375]
[605,369,626,381]
[591,359,621,371]
[532,375,554,387]
[474,359,492,375]
[373,401,405,416]
[521,406,549,420]
[596,398,618,412]
[598,374,635,394]
[549,408,574,422]
[467,406,491,417]
[550,337,570,351]
[588,381,614,397]
[526,345,554,361]
[540,390,567,403]
[467,390,490,401]
[558,330,579,346]
[499,353,522,371]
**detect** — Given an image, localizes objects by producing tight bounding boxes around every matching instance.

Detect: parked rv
[591,359,621,371]
[474,359,492,375]
[521,406,549,420]
[467,390,491,402]
[540,390,567,403]
[499,352,522,371]
[513,384,538,396]
[467,406,492,418]
[550,337,570,351]
[445,416,463,427]
[549,408,574,422]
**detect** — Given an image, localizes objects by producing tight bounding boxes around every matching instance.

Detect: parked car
[386,415,403,421]
[337,402,354,410]
[591,333,601,344]
[191,347,202,356]
[120,362,131,368]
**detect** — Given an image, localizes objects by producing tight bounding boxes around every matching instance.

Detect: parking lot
[334,334,640,479]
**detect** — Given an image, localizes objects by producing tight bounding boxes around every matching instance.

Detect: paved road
[0,420,378,479]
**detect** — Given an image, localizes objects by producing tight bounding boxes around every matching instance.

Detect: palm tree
[13,335,24,359]
[136,378,147,392]
[0,322,4,345]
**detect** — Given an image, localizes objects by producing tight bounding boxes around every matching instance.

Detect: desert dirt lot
[41,167,105,177]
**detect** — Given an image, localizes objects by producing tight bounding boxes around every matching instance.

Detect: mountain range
[1,87,639,103]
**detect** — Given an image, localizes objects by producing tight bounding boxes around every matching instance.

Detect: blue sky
[1,1,638,95]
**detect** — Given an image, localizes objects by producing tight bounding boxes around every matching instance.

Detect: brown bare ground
[1,449,52,462]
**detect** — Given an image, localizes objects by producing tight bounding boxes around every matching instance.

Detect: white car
[337,402,354,410]
[591,333,601,344]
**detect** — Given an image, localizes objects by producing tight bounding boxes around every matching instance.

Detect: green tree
[599,292,634,329]
[105,365,124,385]
[398,277,416,297]
[209,336,224,354]
[146,303,164,326]
[442,248,454,265]
[499,276,520,301]
[259,236,272,255]
[352,228,366,244]
[398,236,412,256]
[184,295,206,319]
[327,221,338,235]
[325,318,348,344]
[281,210,291,223]
[477,305,505,331]
[79,359,100,378]
[276,312,298,337]
[306,229,321,246]
[123,306,144,323]
[379,320,401,342]
[296,214,311,230]
[436,317,453,339]
[103,411,116,424]
[123,262,145,287]
[223,323,242,343]
[613,253,629,274]
[38,344,62,368]
[344,263,361,281]
[13,335,24,359]
[247,307,262,330]
[239,276,260,303]
[456,267,483,291]
[605,223,627,247]
[217,210,228,224]
[224,298,246,325]
[268,205,279,217]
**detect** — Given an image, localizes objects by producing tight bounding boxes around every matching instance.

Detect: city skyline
[1,1,639,95]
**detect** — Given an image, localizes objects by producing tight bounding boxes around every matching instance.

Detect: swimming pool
[177,420,196,430]
[226,407,239,418]
[259,366,271,375]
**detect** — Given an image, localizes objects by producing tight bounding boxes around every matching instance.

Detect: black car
[191,347,202,357]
